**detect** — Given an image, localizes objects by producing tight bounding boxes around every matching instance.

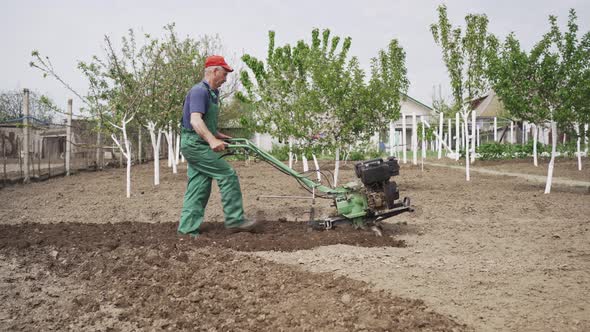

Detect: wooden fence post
[2,134,6,185]
[66,99,72,176]
[23,89,30,183]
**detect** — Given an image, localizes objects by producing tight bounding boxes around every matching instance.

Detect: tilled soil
[0,223,464,331]
[0,221,406,253]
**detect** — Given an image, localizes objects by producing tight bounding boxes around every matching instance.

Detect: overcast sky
[2,0,589,113]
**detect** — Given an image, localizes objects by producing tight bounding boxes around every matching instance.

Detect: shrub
[476,141,573,160]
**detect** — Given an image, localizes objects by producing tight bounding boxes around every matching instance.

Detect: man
[178,55,258,236]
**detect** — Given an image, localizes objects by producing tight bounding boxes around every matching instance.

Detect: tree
[31,29,159,198]
[369,39,410,129]
[431,4,491,180]
[140,24,209,178]
[0,89,56,123]
[487,9,590,190]
[240,29,409,186]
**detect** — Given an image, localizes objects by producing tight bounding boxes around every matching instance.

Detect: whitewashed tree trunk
[402,114,407,164]
[438,112,443,159]
[533,124,538,167]
[463,112,470,181]
[146,121,162,185]
[461,123,466,150]
[96,121,103,170]
[510,121,514,144]
[585,124,589,153]
[412,113,417,165]
[288,138,293,168]
[138,126,142,165]
[544,120,557,194]
[389,120,394,157]
[255,133,260,147]
[167,126,173,168]
[302,154,309,172]
[312,154,321,182]
[421,116,426,170]
[165,127,178,174]
[448,118,452,150]
[575,124,582,171]
[343,147,350,165]
[175,134,180,166]
[111,114,134,198]
[494,117,498,142]
[333,147,340,187]
[419,119,455,158]
[455,113,460,160]
[471,110,476,163]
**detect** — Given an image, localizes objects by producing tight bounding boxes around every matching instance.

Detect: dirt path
[425,161,590,190]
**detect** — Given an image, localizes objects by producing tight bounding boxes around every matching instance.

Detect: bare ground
[1,157,589,331]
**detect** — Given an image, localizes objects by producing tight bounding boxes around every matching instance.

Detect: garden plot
[1,160,588,331]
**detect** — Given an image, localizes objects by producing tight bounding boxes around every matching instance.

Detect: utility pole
[23,89,30,184]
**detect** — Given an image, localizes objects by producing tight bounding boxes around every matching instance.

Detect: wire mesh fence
[0,121,162,188]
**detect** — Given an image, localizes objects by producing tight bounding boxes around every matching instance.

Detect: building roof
[471,91,509,118]
[403,93,433,110]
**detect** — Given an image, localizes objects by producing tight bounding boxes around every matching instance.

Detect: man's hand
[210,138,226,152]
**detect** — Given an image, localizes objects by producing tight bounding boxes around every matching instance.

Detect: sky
[1,0,589,114]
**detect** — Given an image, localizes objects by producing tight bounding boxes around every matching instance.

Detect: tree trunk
[288,138,293,168]
[165,128,178,174]
[533,124,538,167]
[389,120,394,157]
[147,122,162,186]
[494,117,497,142]
[575,124,581,171]
[463,112,470,181]
[421,116,425,171]
[470,110,476,163]
[455,113,460,160]
[438,112,443,159]
[96,121,103,170]
[412,113,417,165]
[138,126,142,165]
[333,147,340,187]
[175,133,180,166]
[312,154,321,182]
[447,118,452,150]
[402,114,407,163]
[544,120,557,194]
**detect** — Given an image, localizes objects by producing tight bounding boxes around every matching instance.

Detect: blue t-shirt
[182,81,219,129]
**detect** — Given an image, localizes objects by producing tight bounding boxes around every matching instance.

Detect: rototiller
[224,138,413,236]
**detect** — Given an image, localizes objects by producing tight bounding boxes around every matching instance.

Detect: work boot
[227,218,260,233]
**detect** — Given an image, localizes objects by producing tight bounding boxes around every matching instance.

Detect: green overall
[178,87,244,235]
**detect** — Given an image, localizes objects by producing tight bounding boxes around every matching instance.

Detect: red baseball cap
[205,55,233,72]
